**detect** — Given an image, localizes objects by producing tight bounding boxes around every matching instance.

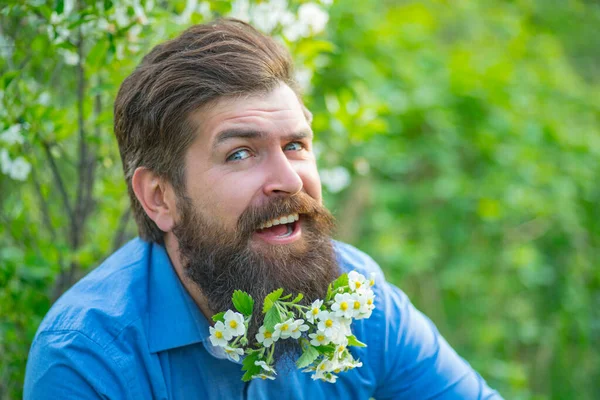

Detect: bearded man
[24,19,502,399]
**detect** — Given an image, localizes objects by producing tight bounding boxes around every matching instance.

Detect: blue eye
[284,142,303,151]
[226,149,252,162]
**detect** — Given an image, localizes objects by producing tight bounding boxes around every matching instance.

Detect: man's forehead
[189,84,312,147]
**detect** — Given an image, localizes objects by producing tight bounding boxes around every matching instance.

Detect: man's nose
[262,150,303,197]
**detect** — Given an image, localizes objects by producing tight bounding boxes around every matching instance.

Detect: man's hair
[114,18,299,243]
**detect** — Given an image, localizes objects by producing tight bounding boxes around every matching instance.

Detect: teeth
[258,213,299,230]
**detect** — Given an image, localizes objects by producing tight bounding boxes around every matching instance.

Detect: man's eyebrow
[212,128,313,149]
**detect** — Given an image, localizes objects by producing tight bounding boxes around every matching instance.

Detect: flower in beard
[173,191,339,350]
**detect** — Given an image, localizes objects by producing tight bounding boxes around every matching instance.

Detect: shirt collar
[146,241,210,353]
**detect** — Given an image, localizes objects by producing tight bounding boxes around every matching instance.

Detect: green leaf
[313,344,336,353]
[296,345,320,369]
[232,290,254,317]
[326,283,333,301]
[241,352,261,382]
[280,293,292,300]
[263,305,282,332]
[212,311,225,323]
[332,273,349,291]
[262,288,283,314]
[291,293,304,304]
[347,335,367,348]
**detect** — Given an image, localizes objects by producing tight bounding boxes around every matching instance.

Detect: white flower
[350,292,366,318]
[316,310,340,339]
[309,330,330,346]
[223,310,246,337]
[333,338,348,360]
[0,124,24,145]
[311,358,337,382]
[256,325,278,347]
[289,319,309,339]
[274,318,295,339]
[209,321,233,347]
[255,360,276,374]
[253,373,276,380]
[355,290,375,319]
[305,299,323,323]
[348,271,367,292]
[368,272,376,287]
[223,346,244,362]
[331,293,355,319]
[339,356,363,371]
[7,156,31,181]
[298,3,328,34]
[59,49,79,65]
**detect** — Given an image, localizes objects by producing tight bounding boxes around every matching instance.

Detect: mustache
[236,192,333,237]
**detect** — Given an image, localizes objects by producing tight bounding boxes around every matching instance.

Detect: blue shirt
[24,238,502,399]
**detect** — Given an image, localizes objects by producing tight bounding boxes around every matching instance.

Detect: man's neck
[163,233,214,324]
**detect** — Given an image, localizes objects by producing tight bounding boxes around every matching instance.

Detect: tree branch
[41,141,74,221]
[31,167,57,241]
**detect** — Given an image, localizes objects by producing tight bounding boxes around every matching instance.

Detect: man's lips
[254,216,302,244]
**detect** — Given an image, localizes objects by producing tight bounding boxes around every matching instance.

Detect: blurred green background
[1,0,599,398]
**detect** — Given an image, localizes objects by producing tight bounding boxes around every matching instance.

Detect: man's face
[182,83,323,246]
[171,83,339,344]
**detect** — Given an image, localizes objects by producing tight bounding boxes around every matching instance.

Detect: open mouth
[255,213,301,242]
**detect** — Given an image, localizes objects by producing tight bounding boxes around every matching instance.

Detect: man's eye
[284,142,303,151]
[226,149,252,162]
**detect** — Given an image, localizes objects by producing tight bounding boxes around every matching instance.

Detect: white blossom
[255,325,278,346]
[316,310,340,339]
[331,293,355,319]
[348,271,367,292]
[289,319,309,339]
[305,299,323,323]
[309,330,330,346]
[255,360,276,374]
[223,310,246,337]
[209,321,233,347]
[8,157,31,181]
[320,166,351,193]
[224,346,244,362]
[273,318,295,339]
[0,125,24,145]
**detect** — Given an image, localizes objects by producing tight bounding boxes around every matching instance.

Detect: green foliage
[263,304,283,332]
[1,0,599,398]
[232,290,254,317]
[262,288,284,314]
[241,351,261,382]
[211,311,225,323]
[296,345,319,369]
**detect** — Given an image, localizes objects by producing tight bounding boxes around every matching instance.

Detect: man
[24,19,502,399]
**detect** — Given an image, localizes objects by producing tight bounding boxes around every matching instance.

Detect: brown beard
[172,191,340,355]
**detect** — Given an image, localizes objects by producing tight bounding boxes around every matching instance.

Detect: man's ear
[131,167,178,233]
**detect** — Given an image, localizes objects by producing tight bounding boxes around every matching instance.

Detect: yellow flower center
[320,364,326,371]
[340,302,348,311]
[334,368,341,373]
[325,320,333,328]
[354,301,361,310]
[281,324,289,331]
[312,308,319,315]
[317,334,325,341]
[355,281,362,289]
[369,278,375,286]
[367,298,373,305]
[229,320,238,329]
[264,331,272,339]
[215,331,223,339]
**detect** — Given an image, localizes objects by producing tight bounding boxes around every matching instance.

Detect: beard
[172,191,340,359]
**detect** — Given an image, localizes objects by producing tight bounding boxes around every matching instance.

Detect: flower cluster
[208,271,376,383]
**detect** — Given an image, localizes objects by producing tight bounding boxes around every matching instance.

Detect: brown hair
[114,18,300,243]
